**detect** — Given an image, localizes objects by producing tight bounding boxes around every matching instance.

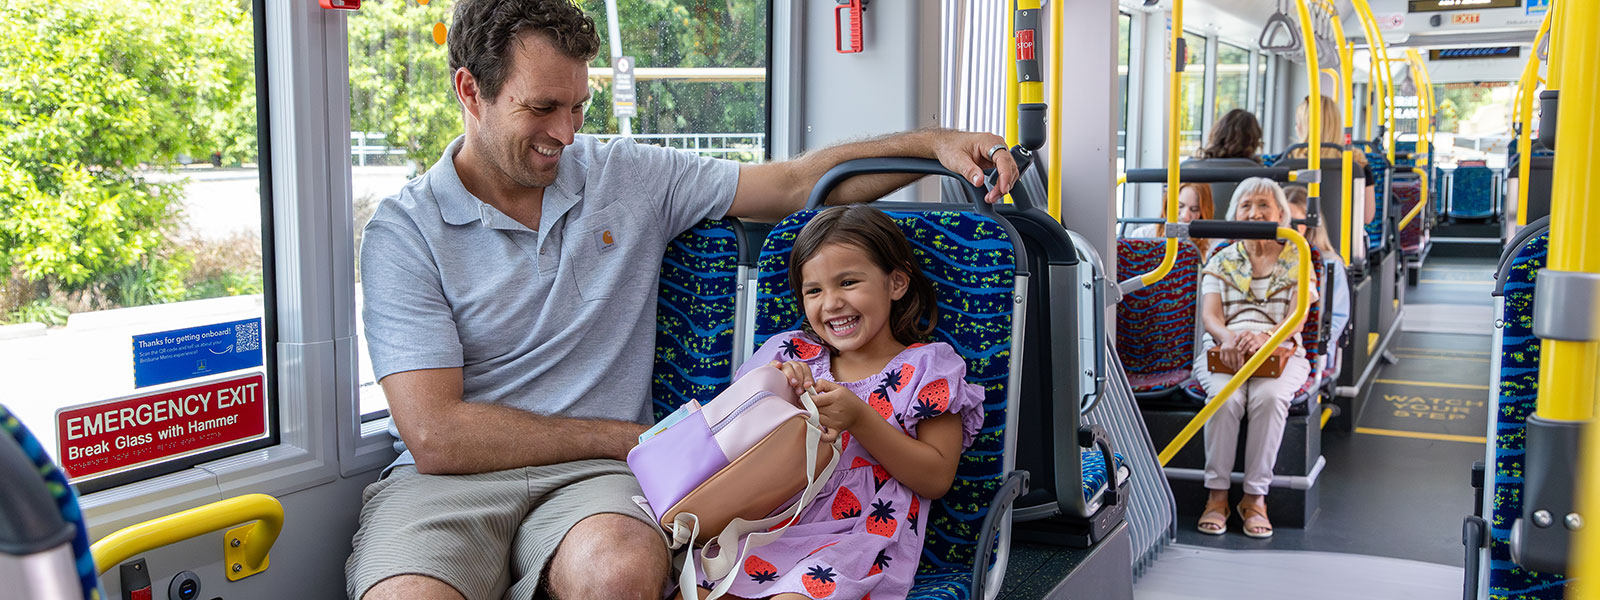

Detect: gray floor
[1164,258,1499,579]
[1134,544,1462,599]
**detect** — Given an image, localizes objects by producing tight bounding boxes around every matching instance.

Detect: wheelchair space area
[1168,256,1496,570]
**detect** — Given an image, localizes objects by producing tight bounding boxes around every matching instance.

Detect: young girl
[694,205,985,600]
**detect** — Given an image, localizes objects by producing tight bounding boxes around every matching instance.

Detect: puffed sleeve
[895,343,986,450]
[732,330,830,380]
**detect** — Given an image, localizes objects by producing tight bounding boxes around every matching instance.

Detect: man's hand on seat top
[932,131,1019,204]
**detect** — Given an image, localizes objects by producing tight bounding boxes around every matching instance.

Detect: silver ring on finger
[987,143,1008,161]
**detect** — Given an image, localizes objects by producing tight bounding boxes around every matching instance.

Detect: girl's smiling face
[799,242,908,357]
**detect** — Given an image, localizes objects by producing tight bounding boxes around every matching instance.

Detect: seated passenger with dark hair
[1184,108,1265,215]
[1192,178,1318,540]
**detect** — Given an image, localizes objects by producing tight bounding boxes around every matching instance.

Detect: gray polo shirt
[361,135,740,472]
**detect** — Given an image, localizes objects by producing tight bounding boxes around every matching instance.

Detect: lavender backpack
[627,365,840,599]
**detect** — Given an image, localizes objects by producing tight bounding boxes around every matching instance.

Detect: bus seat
[1362,146,1391,256]
[1181,241,1326,417]
[754,208,1024,600]
[0,403,101,600]
[651,218,751,421]
[1270,147,1363,268]
[1114,238,1202,399]
[1179,157,1264,218]
[1484,222,1565,596]
[1447,166,1498,221]
[1390,174,1429,256]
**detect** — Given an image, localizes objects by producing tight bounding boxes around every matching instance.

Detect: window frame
[79,0,351,537]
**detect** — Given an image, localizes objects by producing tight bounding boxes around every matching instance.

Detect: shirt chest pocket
[567,201,646,302]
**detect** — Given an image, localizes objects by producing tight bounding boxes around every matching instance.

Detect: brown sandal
[1197,499,1228,535]
[1238,502,1273,538]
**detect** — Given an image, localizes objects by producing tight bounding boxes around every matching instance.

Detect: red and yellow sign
[1452,13,1482,24]
[55,373,267,481]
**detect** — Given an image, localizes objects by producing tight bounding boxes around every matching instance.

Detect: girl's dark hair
[788,206,939,349]
[1197,109,1264,161]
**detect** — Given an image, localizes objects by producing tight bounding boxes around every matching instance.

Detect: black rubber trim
[0,428,76,555]
[1188,219,1280,240]
[1124,167,1293,183]
[1494,216,1552,296]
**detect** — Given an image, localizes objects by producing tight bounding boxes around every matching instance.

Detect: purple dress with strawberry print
[691,330,985,600]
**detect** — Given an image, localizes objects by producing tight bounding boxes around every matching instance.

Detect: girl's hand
[808,380,866,438]
[769,360,815,398]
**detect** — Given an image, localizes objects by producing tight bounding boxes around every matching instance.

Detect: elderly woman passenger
[1193,177,1319,539]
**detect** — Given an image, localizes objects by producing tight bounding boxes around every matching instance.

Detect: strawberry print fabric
[689,330,984,600]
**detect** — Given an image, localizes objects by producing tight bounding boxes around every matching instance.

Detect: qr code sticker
[235,321,261,353]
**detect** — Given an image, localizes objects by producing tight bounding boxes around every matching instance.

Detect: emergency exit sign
[55,373,268,481]
[1408,0,1519,12]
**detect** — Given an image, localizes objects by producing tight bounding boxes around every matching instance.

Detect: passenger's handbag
[627,365,840,599]
[1207,344,1295,378]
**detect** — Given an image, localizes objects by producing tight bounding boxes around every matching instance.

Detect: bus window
[1179,31,1208,158]
[0,0,270,493]
[1118,12,1133,166]
[348,0,770,420]
[1214,41,1250,121]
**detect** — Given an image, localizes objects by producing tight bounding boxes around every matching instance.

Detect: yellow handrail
[1046,0,1064,219]
[1004,1,1019,150]
[1350,0,1396,164]
[1124,0,1185,289]
[1295,0,1323,206]
[1397,168,1428,231]
[92,494,283,580]
[1552,0,1600,587]
[1535,1,1597,426]
[1312,0,1357,266]
[1514,8,1555,226]
[1159,228,1314,466]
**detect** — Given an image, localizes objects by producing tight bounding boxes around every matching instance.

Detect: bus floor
[992,258,1498,598]
[1136,256,1497,590]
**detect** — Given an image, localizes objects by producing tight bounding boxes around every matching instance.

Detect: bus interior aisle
[989,259,1496,599]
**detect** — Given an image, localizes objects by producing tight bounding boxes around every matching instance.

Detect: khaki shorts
[345,459,663,600]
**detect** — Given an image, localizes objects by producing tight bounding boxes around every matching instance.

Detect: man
[346,1,1017,599]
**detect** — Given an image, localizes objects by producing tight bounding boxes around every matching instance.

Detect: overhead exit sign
[1408,0,1519,12]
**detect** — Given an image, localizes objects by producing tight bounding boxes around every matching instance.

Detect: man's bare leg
[363,574,466,600]
[545,513,669,600]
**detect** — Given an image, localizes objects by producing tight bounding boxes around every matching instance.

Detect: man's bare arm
[727,128,1018,220]
[382,368,646,475]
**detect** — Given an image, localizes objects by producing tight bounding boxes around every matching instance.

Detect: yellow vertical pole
[1044,0,1063,219]
[1133,0,1182,288]
[1515,9,1555,226]
[1406,49,1433,214]
[1549,0,1600,588]
[1351,0,1395,164]
[1005,0,1019,148]
[1535,2,1598,426]
[1317,0,1355,265]
[1295,0,1321,204]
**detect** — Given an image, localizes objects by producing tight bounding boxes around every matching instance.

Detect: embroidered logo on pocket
[595,229,617,253]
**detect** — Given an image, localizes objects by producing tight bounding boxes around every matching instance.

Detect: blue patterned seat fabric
[1080,450,1128,504]
[1450,166,1497,220]
[1115,239,1202,397]
[652,219,742,421]
[1,404,102,600]
[1489,231,1565,598]
[1365,150,1390,253]
[754,209,1014,600]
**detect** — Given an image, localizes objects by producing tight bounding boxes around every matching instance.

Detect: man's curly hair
[448,0,602,102]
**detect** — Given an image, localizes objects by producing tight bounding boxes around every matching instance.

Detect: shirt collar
[431,135,590,229]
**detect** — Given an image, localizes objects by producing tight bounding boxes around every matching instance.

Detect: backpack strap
[674,390,842,600]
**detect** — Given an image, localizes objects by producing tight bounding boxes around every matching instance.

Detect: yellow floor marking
[1368,333,1379,355]
[1355,427,1486,444]
[1375,379,1492,390]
